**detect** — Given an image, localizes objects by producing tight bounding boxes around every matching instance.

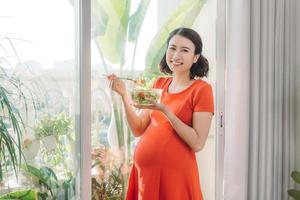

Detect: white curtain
[224,0,296,199]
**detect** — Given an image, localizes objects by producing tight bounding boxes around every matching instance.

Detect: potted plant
[21,164,75,200]
[288,170,300,200]
[34,115,58,151]
[91,144,128,200]
[34,112,75,179]
[34,113,72,151]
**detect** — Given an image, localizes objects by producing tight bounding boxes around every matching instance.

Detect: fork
[103,74,138,83]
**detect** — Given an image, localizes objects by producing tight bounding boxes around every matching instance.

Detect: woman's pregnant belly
[134,123,173,166]
[134,123,194,168]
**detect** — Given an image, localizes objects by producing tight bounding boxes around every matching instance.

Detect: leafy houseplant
[0,189,39,200]
[91,144,127,200]
[34,113,75,178]
[34,113,72,139]
[288,170,300,200]
[0,37,36,184]
[34,113,72,151]
[91,168,123,200]
[0,79,25,182]
[21,164,75,200]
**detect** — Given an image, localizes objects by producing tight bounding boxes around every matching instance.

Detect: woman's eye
[169,47,176,50]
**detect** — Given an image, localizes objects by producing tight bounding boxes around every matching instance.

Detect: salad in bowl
[131,88,163,105]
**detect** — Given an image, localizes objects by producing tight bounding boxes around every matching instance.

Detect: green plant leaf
[37,192,48,200]
[40,166,58,181]
[128,0,151,42]
[93,0,130,64]
[39,167,59,189]
[145,0,206,71]
[292,171,300,184]
[288,189,300,200]
[0,116,19,175]
[22,164,42,178]
[34,113,72,138]
[1,37,37,182]
[0,189,37,200]
[22,164,59,190]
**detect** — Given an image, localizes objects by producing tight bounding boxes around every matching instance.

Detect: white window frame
[75,0,91,199]
[216,0,226,199]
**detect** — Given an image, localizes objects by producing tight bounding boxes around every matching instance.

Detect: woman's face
[166,35,199,75]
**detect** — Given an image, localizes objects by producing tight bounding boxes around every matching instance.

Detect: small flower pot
[41,135,57,151]
[22,138,40,161]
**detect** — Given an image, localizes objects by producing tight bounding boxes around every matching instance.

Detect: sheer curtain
[224,0,296,199]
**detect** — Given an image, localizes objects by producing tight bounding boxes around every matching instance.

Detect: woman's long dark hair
[159,27,209,79]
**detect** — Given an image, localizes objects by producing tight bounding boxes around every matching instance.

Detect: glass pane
[91,0,217,199]
[0,0,79,199]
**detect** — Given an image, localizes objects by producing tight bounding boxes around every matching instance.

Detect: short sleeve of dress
[152,78,160,89]
[192,84,214,114]
[152,77,169,89]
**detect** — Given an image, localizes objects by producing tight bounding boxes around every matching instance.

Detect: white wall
[295,0,300,172]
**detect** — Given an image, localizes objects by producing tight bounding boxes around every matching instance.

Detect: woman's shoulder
[190,79,213,98]
[152,76,172,88]
[193,79,212,89]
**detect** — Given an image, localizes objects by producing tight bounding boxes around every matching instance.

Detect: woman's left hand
[133,102,167,113]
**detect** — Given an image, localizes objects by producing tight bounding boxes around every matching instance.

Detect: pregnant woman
[107,27,214,200]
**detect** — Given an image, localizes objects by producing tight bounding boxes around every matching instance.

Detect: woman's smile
[170,60,184,67]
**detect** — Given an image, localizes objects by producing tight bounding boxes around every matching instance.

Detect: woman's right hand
[107,73,127,97]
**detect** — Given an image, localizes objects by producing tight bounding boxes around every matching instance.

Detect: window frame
[76,0,91,199]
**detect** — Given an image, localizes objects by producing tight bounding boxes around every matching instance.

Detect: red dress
[126,77,214,200]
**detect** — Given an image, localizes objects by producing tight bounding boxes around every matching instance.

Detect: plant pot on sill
[41,135,57,151]
[22,138,40,161]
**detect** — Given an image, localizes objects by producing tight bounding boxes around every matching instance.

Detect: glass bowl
[131,88,163,105]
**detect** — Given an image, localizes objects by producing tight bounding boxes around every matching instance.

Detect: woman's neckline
[165,77,198,95]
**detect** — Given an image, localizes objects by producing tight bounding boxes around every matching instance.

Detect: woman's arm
[135,103,213,152]
[121,93,151,137]
[107,74,151,137]
[163,108,213,152]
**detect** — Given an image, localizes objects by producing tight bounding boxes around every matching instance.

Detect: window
[0,0,80,198]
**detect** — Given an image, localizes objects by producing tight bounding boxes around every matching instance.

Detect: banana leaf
[145,0,206,71]
[128,0,151,42]
[91,0,109,36]
[93,0,130,64]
